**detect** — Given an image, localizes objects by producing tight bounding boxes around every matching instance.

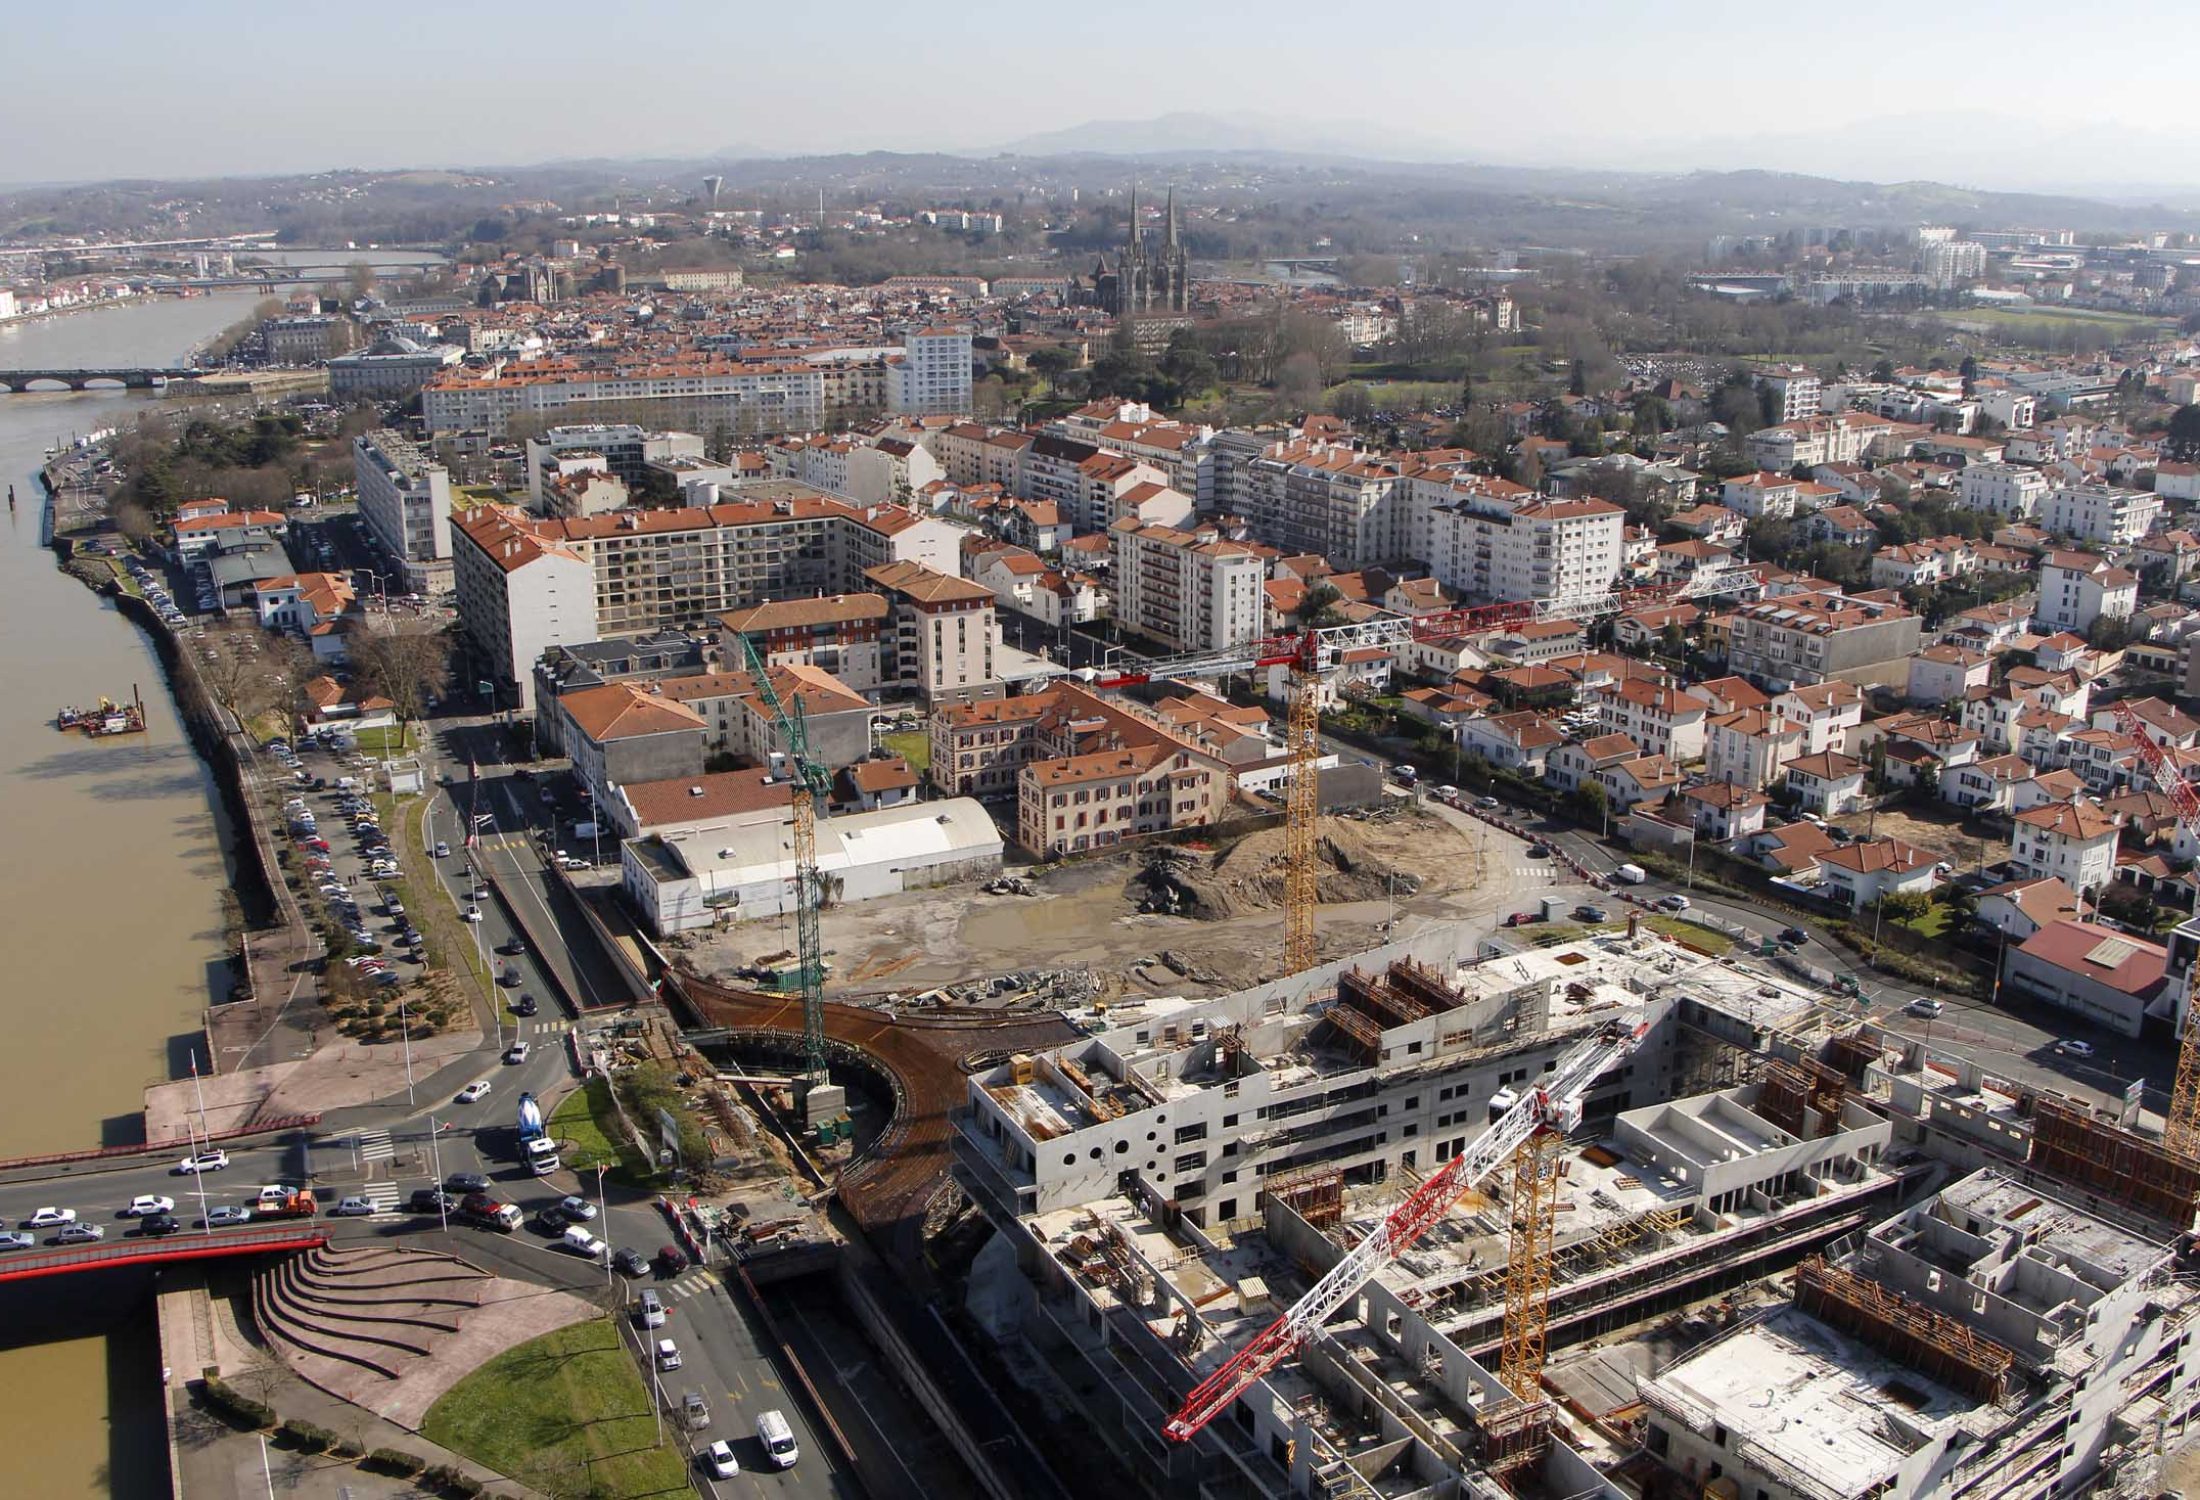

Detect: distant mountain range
[976,109,2200,206]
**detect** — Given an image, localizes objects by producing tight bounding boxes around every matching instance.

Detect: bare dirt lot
[674,802,1562,1004]
[1831,800,2000,872]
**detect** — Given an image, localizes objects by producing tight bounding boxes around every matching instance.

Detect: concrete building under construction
[950,919,2200,1500]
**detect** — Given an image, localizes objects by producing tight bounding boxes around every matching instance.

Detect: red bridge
[0,1226,329,1282]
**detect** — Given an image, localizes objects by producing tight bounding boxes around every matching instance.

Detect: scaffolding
[1793,1256,2016,1404]
[1271,1167,1348,1231]
[1470,1394,1557,1483]
[1754,1057,1848,1139]
[2029,1096,2200,1229]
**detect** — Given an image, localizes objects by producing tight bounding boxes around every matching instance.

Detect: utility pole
[187,1052,213,1236]
[429,1116,449,1236]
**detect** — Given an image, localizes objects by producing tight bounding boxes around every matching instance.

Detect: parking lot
[274,732,430,994]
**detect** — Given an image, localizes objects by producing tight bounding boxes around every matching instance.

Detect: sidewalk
[145,1026,485,1143]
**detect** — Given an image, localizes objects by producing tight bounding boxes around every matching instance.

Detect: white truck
[1614,863,1647,885]
[526,1136,562,1176]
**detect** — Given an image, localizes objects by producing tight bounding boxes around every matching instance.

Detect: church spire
[1165,185,1178,249]
[1127,179,1140,260]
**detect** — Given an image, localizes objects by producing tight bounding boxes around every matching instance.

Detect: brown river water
[0,288,278,1496]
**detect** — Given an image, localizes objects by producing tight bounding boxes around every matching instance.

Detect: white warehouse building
[621,796,1002,934]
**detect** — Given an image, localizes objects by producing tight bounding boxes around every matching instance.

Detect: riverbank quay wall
[45,488,311,1054]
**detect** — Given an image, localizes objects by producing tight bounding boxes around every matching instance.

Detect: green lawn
[1942,305,2171,332]
[550,1077,652,1182]
[1645,913,1733,955]
[351,723,413,754]
[881,729,930,775]
[1896,904,1958,940]
[423,1319,689,1499]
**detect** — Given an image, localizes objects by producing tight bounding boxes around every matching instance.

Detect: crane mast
[734,634,834,1084]
[1161,1017,1648,1443]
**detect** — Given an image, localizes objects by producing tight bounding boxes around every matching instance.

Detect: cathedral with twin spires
[1089,183,1189,318]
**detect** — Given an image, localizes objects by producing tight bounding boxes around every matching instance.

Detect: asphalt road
[1514,807,2161,1115]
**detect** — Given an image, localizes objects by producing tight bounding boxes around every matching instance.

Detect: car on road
[175,1150,229,1174]
[498,967,521,988]
[1525,844,1549,859]
[655,1245,689,1275]
[461,907,483,922]
[558,1195,597,1222]
[511,995,538,1017]
[1658,894,1691,912]
[1475,795,1500,809]
[408,1190,456,1214]
[2057,1039,2097,1059]
[1778,926,1809,947]
[655,1338,682,1371]
[25,1207,76,1229]
[56,1223,105,1245]
[636,1289,667,1327]
[123,1195,176,1217]
[456,1081,492,1104]
[497,938,526,957]
[701,1440,738,1479]
[1906,998,1945,1018]
[139,1213,181,1236]
[0,1231,35,1251]
[612,1247,647,1277]
[446,1173,489,1195]
[330,1197,375,1216]
[561,1226,609,1259]
[201,1206,252,1227]
[504,1042,530,1065]
[433,841,449,858]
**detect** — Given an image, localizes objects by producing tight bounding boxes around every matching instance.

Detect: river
[0,287,285,1497]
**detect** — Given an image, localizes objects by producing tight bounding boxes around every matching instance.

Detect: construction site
[648,613,2200,1500]
[948,907,2200,1500]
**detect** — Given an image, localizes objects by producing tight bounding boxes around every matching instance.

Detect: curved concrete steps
[301,1246,487,1293]
[252,1266,402,1381]
[263,1263,438,1357]
[272,1257,464,1336]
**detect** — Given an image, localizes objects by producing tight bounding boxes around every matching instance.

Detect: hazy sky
[13,0,2200,190]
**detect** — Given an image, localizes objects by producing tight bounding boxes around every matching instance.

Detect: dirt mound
[1143,819,1423,920]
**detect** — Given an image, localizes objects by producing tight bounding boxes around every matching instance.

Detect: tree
[1028,346,1076,386]
[2165,404,2200,464]
[1329,383,1375,422]
[196,623,309,727]
[345,261,377,299]
[347,618,452,735]
[1293,582,1347,629]
[1276,352,1325,412]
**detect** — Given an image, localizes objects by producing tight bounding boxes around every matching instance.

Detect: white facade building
[2039,483,2161,545]
[352,429,455,595]
[1110,519,1266,653]
[886,326,974,416]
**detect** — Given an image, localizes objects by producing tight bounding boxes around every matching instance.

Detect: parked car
[1525,844,1550,859]
[1574,905,1609,923]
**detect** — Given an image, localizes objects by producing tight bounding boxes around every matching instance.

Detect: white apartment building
[2039,483,2161,545]
[1749,363,1823,420]
[423,357,831,439]
[352,429,455,595]
[1018,434,1168,533]
[1424,483,1624,607]
[1719,471,1810,519]
[1742,412,1888,472]
[1110,519,1266,654]
[865,559,999,705]
[449,509,595,711]
[885,326,973,416]
[1046,401,1215,504]
[1237,439,1413,566]
[2008,798,2121,894]
[1955,462,2049,518]
[2036,550,2139,635]
[1922,238,1988,288]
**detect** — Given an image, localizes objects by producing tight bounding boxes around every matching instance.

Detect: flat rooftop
[1933,1169,2168,1286]
[1643,1305,1983,1500]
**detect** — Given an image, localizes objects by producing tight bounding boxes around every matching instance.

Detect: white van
[755,1409,799,1469]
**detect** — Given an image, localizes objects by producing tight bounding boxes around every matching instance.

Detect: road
[1511,805,2162,1115]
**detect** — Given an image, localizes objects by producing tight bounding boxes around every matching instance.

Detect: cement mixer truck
[518,1092,561,1176]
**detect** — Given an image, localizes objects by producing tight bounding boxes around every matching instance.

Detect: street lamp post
[398,991,415,1105]
[428,1115,449,1235]
[596,1164,613,1294]
[186,1052,214,1236]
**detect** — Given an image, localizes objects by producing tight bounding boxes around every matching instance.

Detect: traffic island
[423,1318,691,1500]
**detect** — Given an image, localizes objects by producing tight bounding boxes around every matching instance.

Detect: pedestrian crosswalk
[666,1269,718,1301]
[355,1128,395,1165]
[359,1183,403,1220]
[530,1020,575,1036]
